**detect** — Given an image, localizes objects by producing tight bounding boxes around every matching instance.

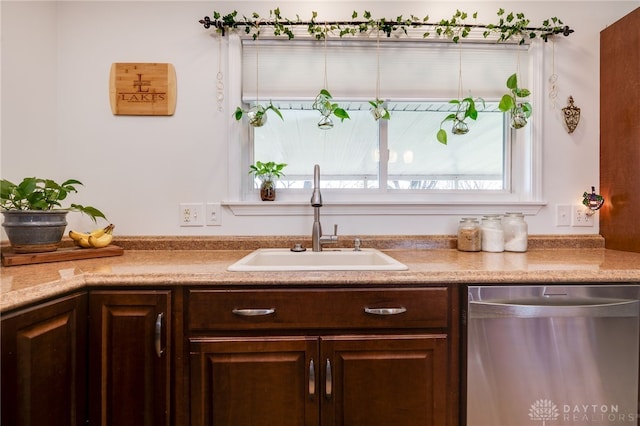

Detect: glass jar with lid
[481,216,504,252]
[502,212,528,252]
[457,218,481,252]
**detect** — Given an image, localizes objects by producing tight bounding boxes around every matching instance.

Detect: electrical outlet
[206,203,222,226]
[571,204,595,227]
[556,205,572,227]
[179,203,204,227]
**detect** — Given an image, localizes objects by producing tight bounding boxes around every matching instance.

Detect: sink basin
[228,248,408,272]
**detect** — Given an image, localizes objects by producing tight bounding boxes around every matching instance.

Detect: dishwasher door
[466,285,640,426]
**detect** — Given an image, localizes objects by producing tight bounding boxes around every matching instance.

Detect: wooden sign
[109,63,177,116]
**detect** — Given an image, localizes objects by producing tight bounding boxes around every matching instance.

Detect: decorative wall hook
[582,186,604,215]
[562,95,581,134]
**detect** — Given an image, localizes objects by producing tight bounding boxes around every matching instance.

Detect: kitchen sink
[227,248,408,272]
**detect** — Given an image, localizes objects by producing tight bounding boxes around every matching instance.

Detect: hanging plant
[369,99,390,121]
[233,33,283,128]
[498,73,532,129]
[312,89,350,129]
[234,102,283,127]
[368,30,390,121]
[437,97,485,145]
[436,43,483,144]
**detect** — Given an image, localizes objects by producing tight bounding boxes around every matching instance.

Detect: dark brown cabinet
[600,7,640,252]
[1,292,87,426]
[191,336,318,426]
[88,290,171,426]
[188,287,458,426]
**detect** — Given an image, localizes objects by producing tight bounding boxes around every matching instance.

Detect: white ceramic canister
[457,218,482,252]
[481,216,504,252]
[502,212,528,252]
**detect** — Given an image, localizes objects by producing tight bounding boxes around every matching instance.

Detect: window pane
[254,108,379,189]
[388,107,505,190]
[251,101,507,191]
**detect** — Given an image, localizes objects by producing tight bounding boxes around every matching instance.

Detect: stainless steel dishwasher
[466,285,640,426]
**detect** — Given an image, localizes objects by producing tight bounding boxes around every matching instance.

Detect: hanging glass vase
[313,91,334,129]
[451,112,470,135]
[510,104,528,129]
[247,105,268,127]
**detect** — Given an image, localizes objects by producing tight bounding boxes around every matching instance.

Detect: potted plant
[312,89,350,129]
[1,177,107,253]
[436,96,485,145]
[234,101,283,127]
[369,98,390,121]
[498,73,532,129]
[248,161,287,201]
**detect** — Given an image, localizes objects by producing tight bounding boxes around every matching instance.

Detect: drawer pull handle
[231,308,276,316]
[155,312,164,358]
[364,307,407,315]
[309,359,316,396]
[325,359,332,399]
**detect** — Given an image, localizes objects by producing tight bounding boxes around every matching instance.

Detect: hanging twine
[255,38,260,104]
[323,24,329,90]
[216,35,224,112]
[376,29,381,100]
[457,43,464,100]
[548,39,559,109]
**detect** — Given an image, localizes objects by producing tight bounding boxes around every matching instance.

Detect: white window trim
[224,34,546,216]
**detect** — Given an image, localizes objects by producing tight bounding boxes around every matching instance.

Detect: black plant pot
[2,210,68,253]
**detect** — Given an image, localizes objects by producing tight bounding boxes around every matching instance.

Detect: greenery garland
[200,8,571,44]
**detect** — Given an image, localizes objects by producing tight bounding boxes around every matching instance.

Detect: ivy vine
[201,7,572,44]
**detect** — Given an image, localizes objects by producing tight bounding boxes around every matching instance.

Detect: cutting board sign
[109,63,176,116]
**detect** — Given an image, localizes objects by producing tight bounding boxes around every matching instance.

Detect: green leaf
[506,73,518,90]
[70,204,107,223]
[333,108,350,121]
[498,94,514,112]
[319,88,332,98]
[437,129,448,145]
[441,113,457,124]
[234,107,244,120]
[515,88,531,98]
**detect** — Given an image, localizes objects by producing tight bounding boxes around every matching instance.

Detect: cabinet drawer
[188,287,448,332]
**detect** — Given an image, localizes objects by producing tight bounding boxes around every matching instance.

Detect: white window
[226,35,544,215]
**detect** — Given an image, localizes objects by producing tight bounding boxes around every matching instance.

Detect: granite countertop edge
[3,234,640,314]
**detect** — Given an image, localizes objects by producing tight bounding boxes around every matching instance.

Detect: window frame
[224,34,546,217]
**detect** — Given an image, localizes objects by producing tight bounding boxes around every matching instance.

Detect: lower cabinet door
[1,293,87,426]
[321,334,449,426]
[190,337,320,426]
[89,290,171,426]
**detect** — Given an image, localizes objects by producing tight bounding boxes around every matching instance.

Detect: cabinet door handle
[155,312,164,358]
[325,358,332,399]
[231,308,276,316]
[309,359,316,396]
[364,307,407,315]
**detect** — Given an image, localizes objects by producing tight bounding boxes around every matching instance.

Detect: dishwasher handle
[469,299,639,319]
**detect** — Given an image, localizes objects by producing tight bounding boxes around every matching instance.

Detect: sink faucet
[311,164,338,251]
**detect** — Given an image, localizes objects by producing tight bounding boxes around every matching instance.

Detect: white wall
[2,1,638,236]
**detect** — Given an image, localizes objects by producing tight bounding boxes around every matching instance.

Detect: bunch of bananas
[69,224,115,249]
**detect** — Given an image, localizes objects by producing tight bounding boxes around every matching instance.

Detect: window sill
[223,201,546,216]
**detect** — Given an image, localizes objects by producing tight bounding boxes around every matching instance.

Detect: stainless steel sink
[227,248,408,272]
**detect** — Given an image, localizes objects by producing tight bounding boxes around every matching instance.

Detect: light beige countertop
[3,234,640,313]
